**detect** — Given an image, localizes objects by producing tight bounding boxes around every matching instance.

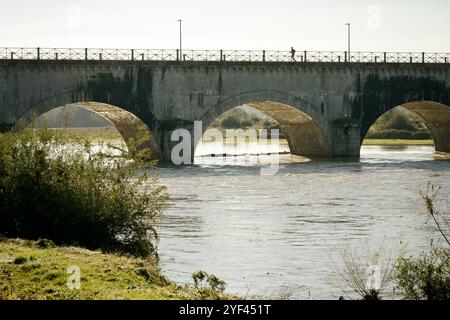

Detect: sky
[0,0,449,52]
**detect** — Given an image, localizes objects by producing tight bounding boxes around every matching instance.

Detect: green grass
[0,238,236,300]
[363,139,434,146]
[49,127,124,143]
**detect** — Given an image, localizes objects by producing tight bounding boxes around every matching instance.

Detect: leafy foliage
[0,126,167,257]
[366,108,431,140]
[365,129,431,140]
[395,247,450,300]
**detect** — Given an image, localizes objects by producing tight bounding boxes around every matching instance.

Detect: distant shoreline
[362,139,434,146]
[47,127,435,147]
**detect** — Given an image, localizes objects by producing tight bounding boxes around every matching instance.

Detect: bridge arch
[361,101,450,155]
[20,101,161,160]
[199,91,332,157]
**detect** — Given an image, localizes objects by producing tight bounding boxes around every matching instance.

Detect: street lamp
[177,19,182,61]
[346,23,351,62]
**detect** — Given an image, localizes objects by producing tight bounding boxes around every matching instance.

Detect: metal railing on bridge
[0,47,448,64]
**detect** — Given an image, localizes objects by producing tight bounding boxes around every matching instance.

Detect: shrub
[0,126,167,258]
[220,114,260,129]
[395,247,450,300]
[368,108,432,139]
[221,115,243,129]
[365,128,431,140]
[240,119,253,128]
[375,109,425,132]
[192,271,226,299]
[334,247,395,300]
[383,112,417,131]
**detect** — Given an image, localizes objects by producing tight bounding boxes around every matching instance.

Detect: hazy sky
[1,0,449,52]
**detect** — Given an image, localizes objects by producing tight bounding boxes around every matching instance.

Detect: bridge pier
[330,124,361,158]
[159,124,200,164]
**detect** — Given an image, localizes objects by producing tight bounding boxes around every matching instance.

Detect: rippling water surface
[156,144,450,299]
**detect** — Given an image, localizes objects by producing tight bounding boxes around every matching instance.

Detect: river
[156,143,450,299]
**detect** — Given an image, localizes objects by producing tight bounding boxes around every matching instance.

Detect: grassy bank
[363,139,434,146]
[0,238,235,300]
[49,127,123,143]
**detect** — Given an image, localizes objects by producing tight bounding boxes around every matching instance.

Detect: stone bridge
[1,50,450,162]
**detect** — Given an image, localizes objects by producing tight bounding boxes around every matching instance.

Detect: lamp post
[346,23,351,62]
[177,19,182,61]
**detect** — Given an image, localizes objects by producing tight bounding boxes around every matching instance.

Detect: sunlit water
[155,143,450,299]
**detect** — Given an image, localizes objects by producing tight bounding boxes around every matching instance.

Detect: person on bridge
[291,47,296,62]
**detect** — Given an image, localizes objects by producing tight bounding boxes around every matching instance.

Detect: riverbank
[0,238,235,300]
[363,139,434,145]
[49,127,123,142]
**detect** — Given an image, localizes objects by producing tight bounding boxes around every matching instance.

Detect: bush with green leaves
[395,247,450,300]
[365,128,431,140]
[0,126,167,258]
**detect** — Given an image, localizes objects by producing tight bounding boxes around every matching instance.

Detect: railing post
[85,48,88,61]
[99,53,102,61]
[263,50,266,62]
[304,50,307,63]
[410,56,413,64]
[374,56,378,63]
[344,51,347,63]
[176,49,179,61]
[131,49,134,61]
[383,52,387,63]
[422,52,425,63]
[220,50,223,62]
[37,47,40,60]
[55,52,58,60]
[10,52,14,60]
[445,57,448,64]
[338,55,341,63]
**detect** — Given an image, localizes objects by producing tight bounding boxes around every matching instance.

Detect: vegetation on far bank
[363,139,434,146]
[0,238,235,300]
[365,107,431,140]
[50,127,124,143]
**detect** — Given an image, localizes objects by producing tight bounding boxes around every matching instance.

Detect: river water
[156,143,450,299]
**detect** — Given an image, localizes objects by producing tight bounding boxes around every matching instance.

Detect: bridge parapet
[1,47,449,64]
